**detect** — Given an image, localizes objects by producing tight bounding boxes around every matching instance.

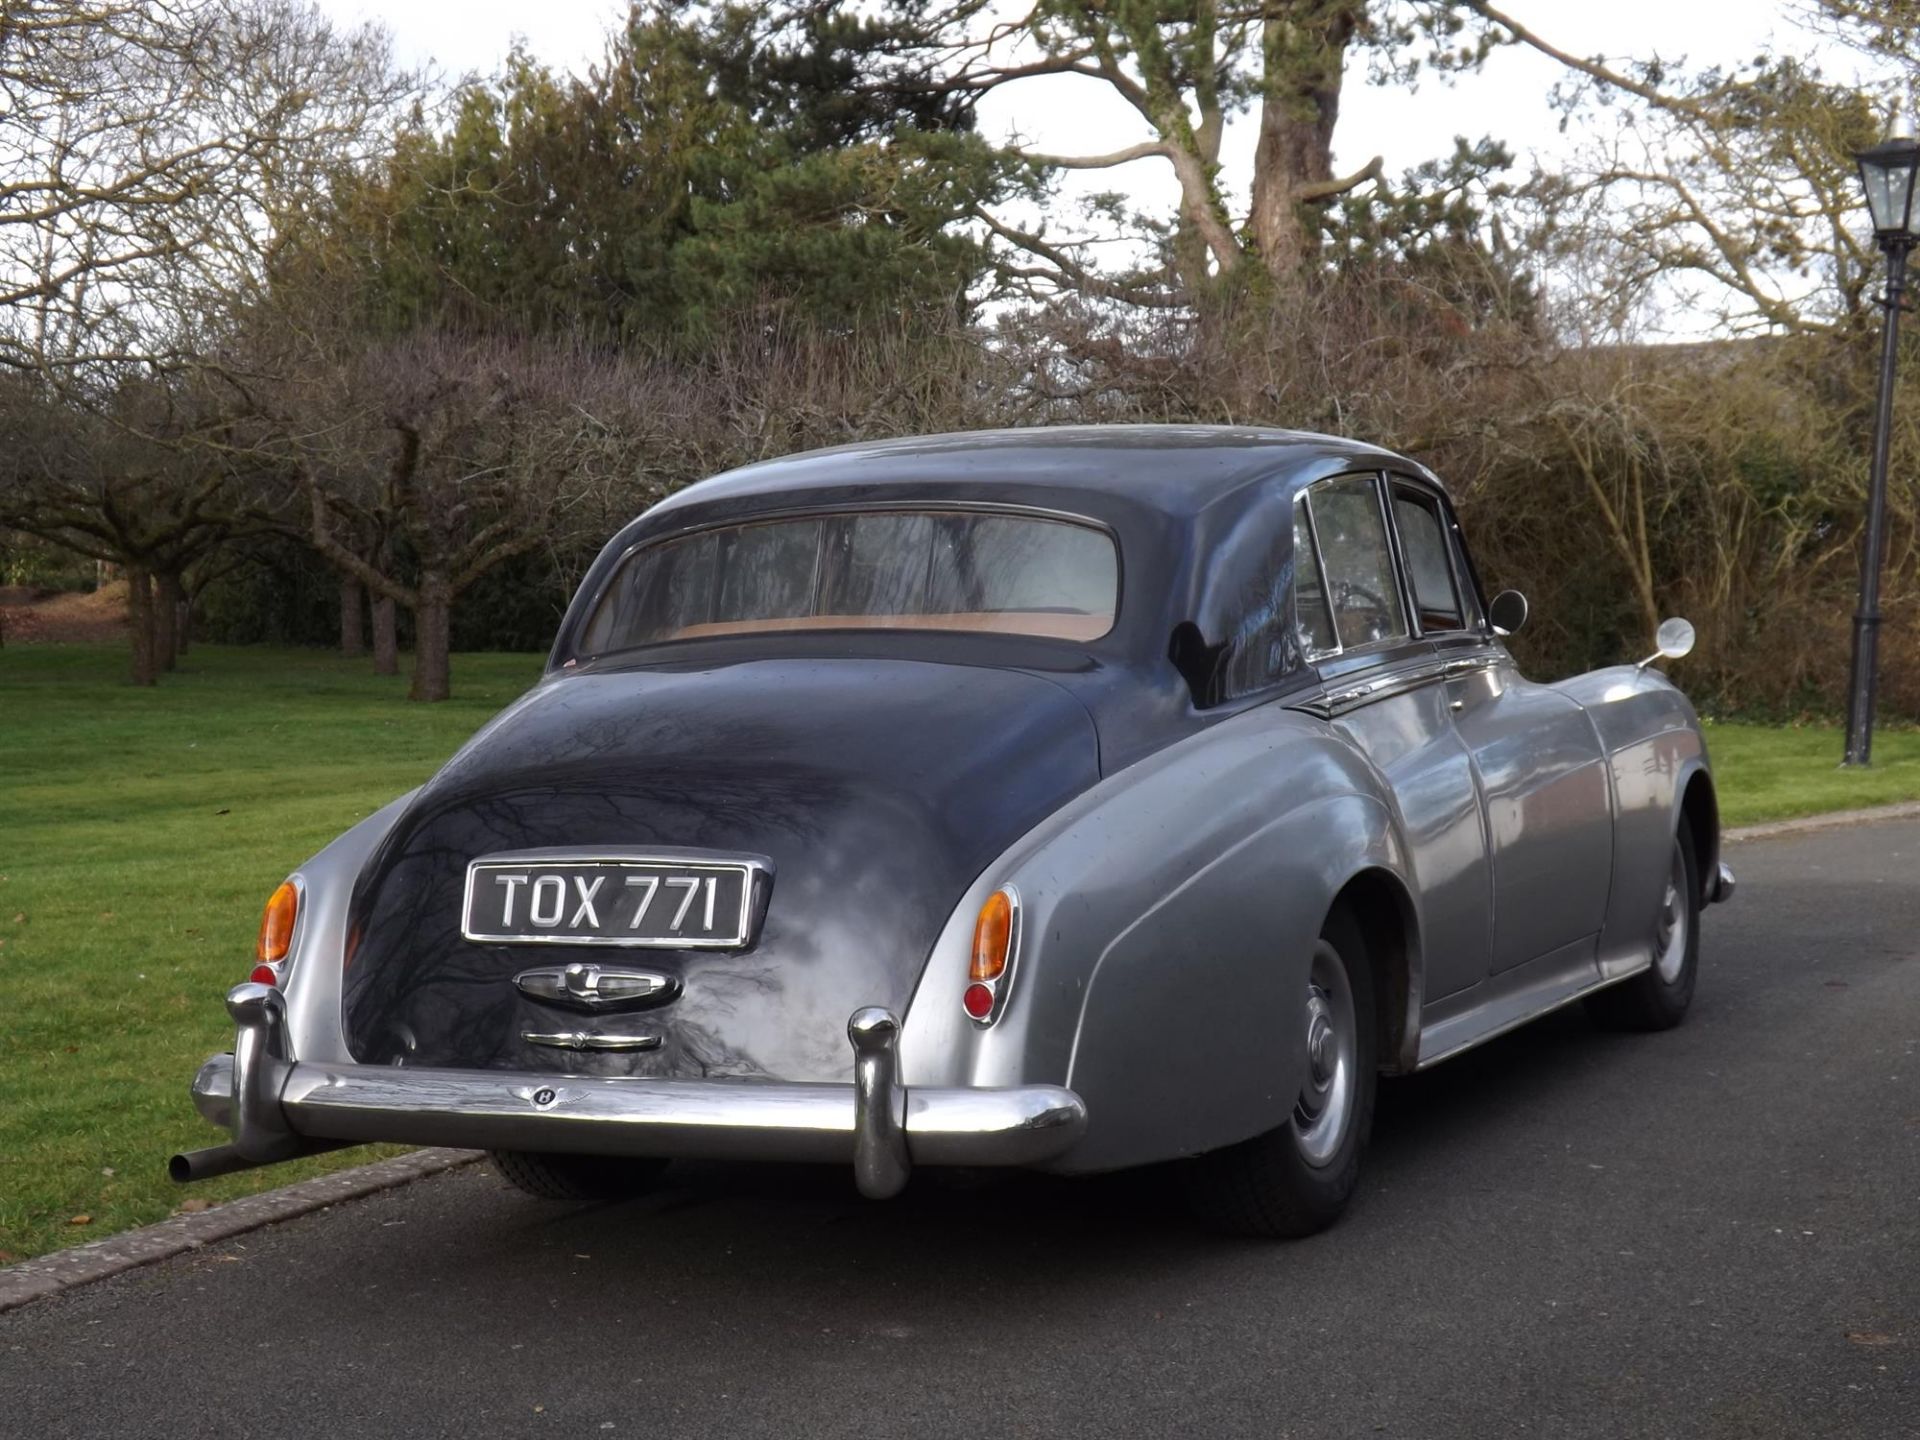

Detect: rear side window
[1307,475,1409,650]
[579,509,1118,654]
[1390,486,1466,632]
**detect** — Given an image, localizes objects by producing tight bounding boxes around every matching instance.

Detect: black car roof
[648,424,1428,523]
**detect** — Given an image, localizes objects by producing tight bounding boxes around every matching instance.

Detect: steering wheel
[1331,577,1395,644]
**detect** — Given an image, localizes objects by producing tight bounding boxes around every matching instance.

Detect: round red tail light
[963,982,995,1020]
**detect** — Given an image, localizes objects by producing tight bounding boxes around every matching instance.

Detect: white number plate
[462,855,759,948]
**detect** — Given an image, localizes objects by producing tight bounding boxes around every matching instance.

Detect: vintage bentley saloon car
[178,426,1734,1236]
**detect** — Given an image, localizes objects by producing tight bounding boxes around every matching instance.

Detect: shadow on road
[447,1000,1638,1282]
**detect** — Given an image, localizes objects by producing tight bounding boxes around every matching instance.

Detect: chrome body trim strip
[184,998,1087,1196]
[1286,652,1501,720]
[1415,959,1648,1070]
[513,963,681,1011]
[521,1031,664,1052]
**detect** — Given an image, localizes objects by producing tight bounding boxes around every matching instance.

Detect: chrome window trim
[1372,470,1422,642]
[1297,473,1414,664]
[574,501,1126,665]
[1295,490,1341,663]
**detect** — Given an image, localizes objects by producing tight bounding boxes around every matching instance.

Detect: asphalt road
[4,822,1917,1439]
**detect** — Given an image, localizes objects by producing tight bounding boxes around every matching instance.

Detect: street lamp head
[1856,113,1920,245]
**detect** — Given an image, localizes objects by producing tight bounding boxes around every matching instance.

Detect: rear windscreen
[579,510,1118,654]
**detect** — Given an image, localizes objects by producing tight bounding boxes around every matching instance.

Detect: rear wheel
[488,1150,670,1201]
[1585,831,1700,1032]
[1186,908,1377,1238]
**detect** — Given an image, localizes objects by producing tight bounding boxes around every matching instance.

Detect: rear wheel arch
[1679,768,1720,898]
[1326,867,1421,1075]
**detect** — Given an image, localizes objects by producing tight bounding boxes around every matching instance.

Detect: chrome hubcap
[1308,1007,1335,1084]
[1654,840,1689,984]
[1293,939,1357,1168]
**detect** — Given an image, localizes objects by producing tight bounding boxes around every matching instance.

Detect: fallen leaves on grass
[175,1198,212,1215]
[68,1215,91,1226]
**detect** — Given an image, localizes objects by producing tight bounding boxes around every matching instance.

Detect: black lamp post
[1843,122,1920,767]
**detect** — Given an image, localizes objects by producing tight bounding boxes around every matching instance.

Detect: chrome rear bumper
[180,985,1087,1199]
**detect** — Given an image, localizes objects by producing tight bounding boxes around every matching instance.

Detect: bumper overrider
[176,984,1088,1199]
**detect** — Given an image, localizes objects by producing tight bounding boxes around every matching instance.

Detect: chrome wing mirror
[1638,617,1696,671]
[1488,589,1529,637]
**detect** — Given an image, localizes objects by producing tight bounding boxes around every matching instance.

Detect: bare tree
[0,0,417,378]
[0,372,246,681]
[1471,0,1911,338]
[290,335,666,701]
[0,0,420,681]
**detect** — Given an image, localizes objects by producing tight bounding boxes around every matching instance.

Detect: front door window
[1389,486,1466,634]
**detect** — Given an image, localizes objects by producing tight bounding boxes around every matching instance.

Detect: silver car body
[180,426,1732,1196]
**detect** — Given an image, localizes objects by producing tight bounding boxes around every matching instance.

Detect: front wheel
[1185,908,1377,1238]
[488,1150,670,1201]
[1586,831,1700,1032]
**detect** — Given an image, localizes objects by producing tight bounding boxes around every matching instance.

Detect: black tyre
[1586,830,1700,1032]
[1186,906,1377,1238]
[488,1150,670,1201]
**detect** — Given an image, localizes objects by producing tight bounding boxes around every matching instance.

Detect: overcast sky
[314,2,1872,332]
[317,2,1840,174]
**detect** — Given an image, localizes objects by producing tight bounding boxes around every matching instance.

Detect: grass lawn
[1704,720,1920,827]
[1,643,1917,1262]
[0,644,540,1262]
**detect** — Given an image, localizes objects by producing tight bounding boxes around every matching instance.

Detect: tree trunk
[154,572,183,672]
[127,566,157,687]
[409,575,452,702]
[371,594,399,675]
[1248,4,1360,277]
[339,575,367,658]
[175,594,191,656]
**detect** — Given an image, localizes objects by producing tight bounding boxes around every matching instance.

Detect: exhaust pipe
[169,1137,356,1184]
